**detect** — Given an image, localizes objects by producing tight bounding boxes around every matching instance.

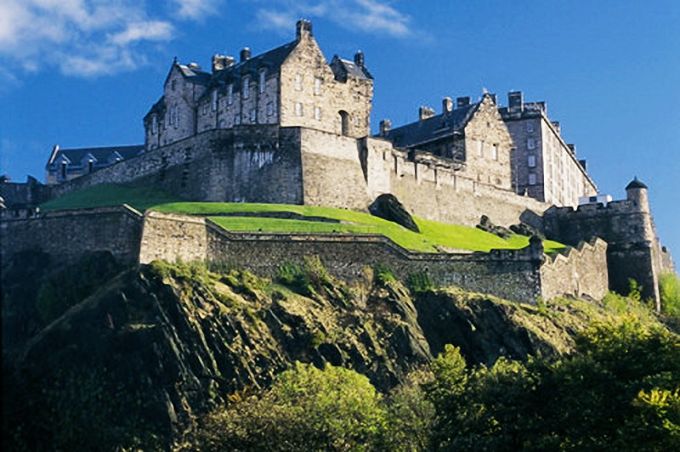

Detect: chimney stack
[551,121,561,135]
[212,54,235,73]
[354,50,365,68]
[379,119,392,136]
[240,47,251,62]
[296,19,313,40]
[508,91,524,113]
[442,97,453,113]
[419,106,435,121]
[567,144,576,154]
[456,96,470,108]
[578,159,587,171]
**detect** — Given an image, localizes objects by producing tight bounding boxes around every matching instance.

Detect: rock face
[369,193,420,232]
[477,214,512,238]
[2,253,595,449]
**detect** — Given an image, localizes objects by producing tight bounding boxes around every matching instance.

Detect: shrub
[659,272,680,318]
[373,264,396,285]
[407,271,435,293]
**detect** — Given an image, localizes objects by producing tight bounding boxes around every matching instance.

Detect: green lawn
[40,184,566,254]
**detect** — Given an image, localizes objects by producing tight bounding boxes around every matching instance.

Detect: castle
[0,20,674,307]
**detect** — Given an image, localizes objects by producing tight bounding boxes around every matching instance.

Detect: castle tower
[625,177,650,214]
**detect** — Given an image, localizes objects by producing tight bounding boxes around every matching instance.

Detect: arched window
[339,110,349,136]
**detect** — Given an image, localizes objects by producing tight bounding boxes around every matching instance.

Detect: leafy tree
[197,362,388,451]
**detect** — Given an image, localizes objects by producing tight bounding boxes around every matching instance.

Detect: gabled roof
[177,64,211,85]
[46,145,144,168]
[381,103,479,149]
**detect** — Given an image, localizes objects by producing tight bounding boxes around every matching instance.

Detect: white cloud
[0,0,174,77]
[255,0,413,38]
[174,0,221,21]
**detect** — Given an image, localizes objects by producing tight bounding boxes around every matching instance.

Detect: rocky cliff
[1,252,610,449]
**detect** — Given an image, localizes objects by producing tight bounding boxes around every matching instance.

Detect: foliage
[196,363,388,451]
[659,272,680,318]
[424,318,680,451]
[407,271,435,293]
[373,264,397,285]
[276,256,347,301]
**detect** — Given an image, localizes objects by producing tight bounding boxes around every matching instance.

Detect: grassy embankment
[40,183,566,253]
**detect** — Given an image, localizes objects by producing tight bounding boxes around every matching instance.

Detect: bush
[659,272,680,318]
[407,271,434,293]
[197,363,388,451]
[373,264,396,285]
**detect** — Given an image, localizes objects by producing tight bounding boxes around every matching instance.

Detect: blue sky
[1,0,678,255]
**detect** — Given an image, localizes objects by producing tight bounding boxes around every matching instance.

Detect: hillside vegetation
[39,183,565,253]
[2,254,677,450]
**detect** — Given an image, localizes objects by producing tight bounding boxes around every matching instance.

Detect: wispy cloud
[174,0,221,21]
[254,0,413,38]
[0,0,176,78]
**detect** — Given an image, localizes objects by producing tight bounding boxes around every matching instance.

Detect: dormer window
[259,69,266,93]
[227,84,233,105]
[211,90,218,111]
[242,76,250,99]
[88,159,94,173]
[60,162,67,180]
[295,74,303,91]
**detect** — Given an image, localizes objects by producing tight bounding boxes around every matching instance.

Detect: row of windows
[295,74,324,95]
[294,102,323,120]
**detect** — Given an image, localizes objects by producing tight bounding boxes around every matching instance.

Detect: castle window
[151,115,157,133]
[314,106,322,120]
[295,74,303,91]
[60,162,67,180]
[203,104,208,115]
[527,122,535,133]
[529,173,537,185]
[242,76,250,99]
[227,84,233,105]
[528,155,536,167]
[491,144,498,161]
[527,138,536,150]
[314,77,322,95]
[211,91,218,111]
[234,114,241,125]
[295,102,304,117]
[259,69,266,93]
[339,110,349,136]
[171,79,176,91]
[88,160,94,173]
[267,102,274,117]
[250,109,257,123]
[477,141,483,157]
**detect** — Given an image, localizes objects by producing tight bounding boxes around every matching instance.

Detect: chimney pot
[212,54,235,73]
[419,106,435,121]
[379,119,392,136]
[442,97,453,113]
[240,47,251,62]
[456,96,470,108]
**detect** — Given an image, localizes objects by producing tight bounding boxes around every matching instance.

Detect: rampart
[540,238,609,300]
[0,205,143,266]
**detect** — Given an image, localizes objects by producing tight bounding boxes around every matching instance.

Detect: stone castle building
[0,19,674,306]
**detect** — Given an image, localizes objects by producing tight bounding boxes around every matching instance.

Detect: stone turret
[626,177,650,214]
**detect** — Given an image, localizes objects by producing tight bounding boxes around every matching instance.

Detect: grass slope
[40,184,565,253]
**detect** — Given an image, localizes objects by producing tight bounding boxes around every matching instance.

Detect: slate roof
[177,64,211,85]
[46,145,144,168]
[212,41,298,88]
[381,103,478,149]
[626,177,648,190]
[332,57,373,80]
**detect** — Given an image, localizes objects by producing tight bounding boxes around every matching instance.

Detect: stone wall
[0,205,143,266]
[139,212,208,263]
[0,178,52,208]
[540,238,609,300]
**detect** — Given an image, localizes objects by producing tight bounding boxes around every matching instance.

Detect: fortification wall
[540,238,609,300]
[139,212,208,263]
[0,178,52,208]
[0,206,143,266]
[386,150,548,228]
